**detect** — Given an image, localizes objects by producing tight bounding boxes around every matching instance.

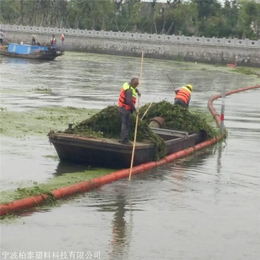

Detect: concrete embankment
[0,84,259,216]
[1,24,260,67]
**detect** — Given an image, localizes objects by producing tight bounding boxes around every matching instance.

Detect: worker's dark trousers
[120,110,131,143]
[174,98,188,108]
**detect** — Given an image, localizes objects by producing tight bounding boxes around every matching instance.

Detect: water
[0,52,260,260]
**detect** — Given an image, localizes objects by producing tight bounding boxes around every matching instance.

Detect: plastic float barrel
[149,117,165,128]
[227,64,237,68]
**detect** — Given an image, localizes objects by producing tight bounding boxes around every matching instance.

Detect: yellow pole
[129,51,144,180]
[140,95,156,120]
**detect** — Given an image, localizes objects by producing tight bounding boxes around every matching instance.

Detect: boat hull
[49,128,206,168]
[0,48,63,61]
[49,134,155,168]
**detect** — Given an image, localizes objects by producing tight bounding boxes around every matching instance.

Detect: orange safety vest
[118,83,137,110]
[175,86,191,104]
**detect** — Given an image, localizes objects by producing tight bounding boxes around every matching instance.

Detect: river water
[0,52,260,260]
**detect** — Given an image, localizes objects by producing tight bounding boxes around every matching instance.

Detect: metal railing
[1,24,259,48]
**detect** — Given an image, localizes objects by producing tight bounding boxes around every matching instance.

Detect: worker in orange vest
[51,35,57,46]
[31,34,36,45]
[60,33,65,44]
[174,84,193,108]
[0,30,3,45]
[118,77,141,145]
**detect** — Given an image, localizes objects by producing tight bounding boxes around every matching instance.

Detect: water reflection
[216,144,223,174]
[54,161,93,176]
[3,57,54,65]
[179,148,215,168]
[88,184,133,260]
[109,194,132,260]
[171,164,185,182]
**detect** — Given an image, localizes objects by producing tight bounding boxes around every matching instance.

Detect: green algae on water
[0,168,114,205]
[233,67,260,77]
[0,107,99,137]
[30,87,52,93]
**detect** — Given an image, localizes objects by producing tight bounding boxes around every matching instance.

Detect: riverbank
[1,23,260,67]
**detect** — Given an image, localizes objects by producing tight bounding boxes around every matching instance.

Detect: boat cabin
[8,43,49,54]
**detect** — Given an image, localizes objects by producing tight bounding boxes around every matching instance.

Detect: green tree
[0,0,20,24]
[170,1,198,35]
[66,0,114,30]
[221,0,239,37]
[238,0,260,39]
[1,0,260,39]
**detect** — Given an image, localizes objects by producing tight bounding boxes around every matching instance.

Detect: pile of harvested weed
[139,101,218,138]
[64,105,166,160]
[70,106,121,138]
[62,101,218,160]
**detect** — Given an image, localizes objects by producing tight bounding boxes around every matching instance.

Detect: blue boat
[0,43,64,61]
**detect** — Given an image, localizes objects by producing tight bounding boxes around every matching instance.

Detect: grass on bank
[233,67,260,77]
